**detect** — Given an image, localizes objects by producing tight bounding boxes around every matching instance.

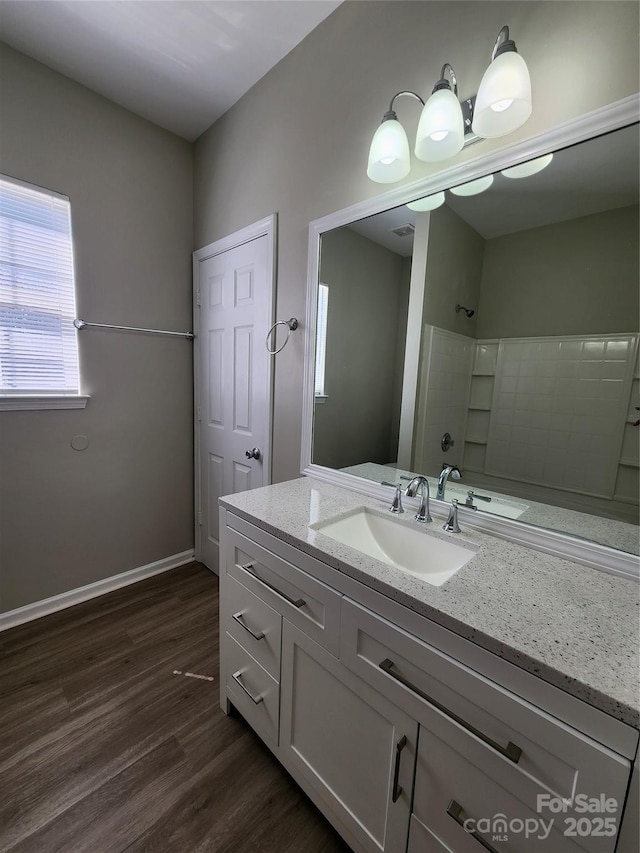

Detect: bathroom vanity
[218,477,639,853]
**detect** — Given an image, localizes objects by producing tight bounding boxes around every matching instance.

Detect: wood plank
[0,563,352,852]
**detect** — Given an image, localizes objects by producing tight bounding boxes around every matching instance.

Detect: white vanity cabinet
[220,512,413,853]
[219,509,638,853]
[340,599,632,853]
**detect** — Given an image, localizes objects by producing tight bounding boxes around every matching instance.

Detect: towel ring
[266,318,298,354]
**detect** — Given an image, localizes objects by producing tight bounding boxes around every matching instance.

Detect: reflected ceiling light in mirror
[501,152,554,179]
[415,64,465,162]
[472,26,532,139]
[406,192,445,212]
[449,174,494,196]
[367,93,421,183]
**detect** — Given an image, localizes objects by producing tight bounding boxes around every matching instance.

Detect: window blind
[315,283,329,396]
[0,175,80,396]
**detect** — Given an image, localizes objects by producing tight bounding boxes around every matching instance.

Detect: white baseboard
[0,549,196,632]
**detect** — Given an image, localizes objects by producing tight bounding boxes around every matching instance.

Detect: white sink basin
[311,507,478,586]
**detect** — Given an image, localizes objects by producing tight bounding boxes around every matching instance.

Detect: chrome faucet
[405,476,432,523]
[436,464,461,500]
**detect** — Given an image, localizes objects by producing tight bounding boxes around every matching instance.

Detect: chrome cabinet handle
[379,658,522,764]
[231,670,264,705]
[447,800,499,853]
[241,562,306,608]
[391,735,407,803]
[232,611,265,641]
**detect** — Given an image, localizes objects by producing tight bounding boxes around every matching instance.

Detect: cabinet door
[279,621,417,853]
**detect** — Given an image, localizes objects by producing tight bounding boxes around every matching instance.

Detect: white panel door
[196,231,272,570]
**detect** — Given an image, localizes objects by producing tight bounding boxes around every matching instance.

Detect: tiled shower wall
[464,334,639,502]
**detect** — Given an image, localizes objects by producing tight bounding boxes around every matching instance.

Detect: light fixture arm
[492,25,517,59]
[385,90,425,119]
[434,63,458,95]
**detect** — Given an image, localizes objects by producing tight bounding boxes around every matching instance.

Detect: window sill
[0,395,90,411]
[315,394,329,405]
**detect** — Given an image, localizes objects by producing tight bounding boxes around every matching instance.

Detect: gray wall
[313,227,405,469]
[194,0,640,483]
[476,205,639,338]
[2,0,638,612]
[0,45,194,612]
[423,205,485,336]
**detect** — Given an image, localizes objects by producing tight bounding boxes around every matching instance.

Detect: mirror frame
[301,95,639,580]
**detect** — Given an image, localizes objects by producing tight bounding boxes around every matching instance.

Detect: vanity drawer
[407,814,454,853]
[224,573,281,680]
[341,598,630,813]
[225,528,342,656]
[413,704,620,853]
[224,632,280,749]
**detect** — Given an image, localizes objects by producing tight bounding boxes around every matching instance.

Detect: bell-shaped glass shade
[449,174,494,196]
[367,118,411,183]
[501,153,553,179]
[472,51,531,138]
[407,192,445,212]
[415,89,465,162]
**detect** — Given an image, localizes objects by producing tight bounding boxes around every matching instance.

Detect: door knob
[245,448,261,460]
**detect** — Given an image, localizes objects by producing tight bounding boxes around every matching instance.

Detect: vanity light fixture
[406,192,445,212]
[367,25,531,183]
[449,174,494,196]
[501,152,553,179]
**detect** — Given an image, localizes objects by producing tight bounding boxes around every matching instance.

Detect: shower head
[455,303,475,319]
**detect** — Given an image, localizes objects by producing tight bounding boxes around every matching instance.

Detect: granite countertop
[341,462,640,555]
[220,476,640,729]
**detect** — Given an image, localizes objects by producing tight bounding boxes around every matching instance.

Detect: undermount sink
[311,507,478,586]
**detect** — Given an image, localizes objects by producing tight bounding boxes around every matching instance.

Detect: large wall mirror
[302,101,639,565]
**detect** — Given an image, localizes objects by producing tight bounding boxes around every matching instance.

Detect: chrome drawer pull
[379,658,522,764]
[447,800,499,853]
[241,562,306,608]
[232,611,265,641]
[391,735,407,803]
[231,670,264,705]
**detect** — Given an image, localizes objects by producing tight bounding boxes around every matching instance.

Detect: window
[0,175,86,410]
[315,283,329,401]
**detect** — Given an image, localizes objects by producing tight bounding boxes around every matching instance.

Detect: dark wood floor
[0,563,352,852]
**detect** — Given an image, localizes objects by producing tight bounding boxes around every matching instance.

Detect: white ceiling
[0,0,342,141]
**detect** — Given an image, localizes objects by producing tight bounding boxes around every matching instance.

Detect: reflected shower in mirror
[311,123,639,554]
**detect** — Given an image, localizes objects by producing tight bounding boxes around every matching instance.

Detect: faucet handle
[443,499,461,533]
[465,489,491,507]
[381,481,404,514]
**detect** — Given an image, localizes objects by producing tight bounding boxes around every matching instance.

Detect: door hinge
[196,289,201,307]
[197,406,202,422]
[197,512,202,526]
